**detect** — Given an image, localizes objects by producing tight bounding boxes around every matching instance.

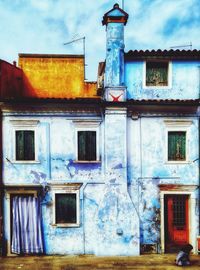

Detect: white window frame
[52,185,80,227]
[10,120,40,163]
[143,60,172,89]
[164,120,192,164]
[73,120,101,163]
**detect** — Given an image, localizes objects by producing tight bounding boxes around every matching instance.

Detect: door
[165,195,189,252]
[10,195,44,255]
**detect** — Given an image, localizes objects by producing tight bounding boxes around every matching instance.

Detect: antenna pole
[122,0,124,9]
[64,36,86,80]
[83,37,86,80]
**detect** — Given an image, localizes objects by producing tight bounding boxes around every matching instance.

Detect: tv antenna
[63,36,86,80]
[170,42,192,50]
[122,0,124,9]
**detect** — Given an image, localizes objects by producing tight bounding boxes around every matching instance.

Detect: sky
[0,0,200,81]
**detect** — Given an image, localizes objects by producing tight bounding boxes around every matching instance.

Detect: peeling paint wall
[128,116,199,248]
[125,61,200,99]
[105,22,124,87]
[18,55,97,98]
[2,112,139,256]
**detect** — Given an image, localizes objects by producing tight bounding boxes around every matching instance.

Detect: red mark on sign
[109,93,123,102]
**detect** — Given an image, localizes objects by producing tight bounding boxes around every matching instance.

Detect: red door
[165,195,189,252]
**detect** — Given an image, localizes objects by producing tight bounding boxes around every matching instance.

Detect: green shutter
[16,131,24,160]
[24,131,35,160]
[78,131,96,161]
[168,132,186,161]
[87,131,96,161]
[78,131,86,160]
[56,193,77,224]
[16,130,35,160]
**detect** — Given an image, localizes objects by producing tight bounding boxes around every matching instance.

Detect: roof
[102,3,128,25]
[1,98,198,115]
[1,97,198,105]
[125,49,200,60]
[19,53,84,59]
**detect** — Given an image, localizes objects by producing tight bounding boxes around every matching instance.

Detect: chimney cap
[102,3,128,26]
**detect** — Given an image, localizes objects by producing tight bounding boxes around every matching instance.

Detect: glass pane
[173,196,186,226]
[168,131,186,161]
[56,194,77,224]
[146,62,168,86]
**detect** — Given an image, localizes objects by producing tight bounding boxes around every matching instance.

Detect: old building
[1,4,200,256]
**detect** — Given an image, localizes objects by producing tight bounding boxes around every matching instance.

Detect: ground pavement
[0,254,199,270]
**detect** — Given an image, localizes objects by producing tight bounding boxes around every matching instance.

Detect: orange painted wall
[18,55,97,98]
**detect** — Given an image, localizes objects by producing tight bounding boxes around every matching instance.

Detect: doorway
[164,194,189,253]
[9,194,43,255]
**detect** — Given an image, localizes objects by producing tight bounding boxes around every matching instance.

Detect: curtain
[11,195,43,254]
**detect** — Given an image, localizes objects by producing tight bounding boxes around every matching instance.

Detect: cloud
[0,0,199,80]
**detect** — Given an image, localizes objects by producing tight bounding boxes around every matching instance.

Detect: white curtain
[11,195,44,254]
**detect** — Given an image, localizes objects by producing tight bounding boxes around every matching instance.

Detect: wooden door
[165,195,189,251]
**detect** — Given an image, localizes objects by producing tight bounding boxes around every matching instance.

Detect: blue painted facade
[1,4,200,256]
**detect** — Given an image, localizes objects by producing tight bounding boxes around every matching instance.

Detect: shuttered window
[55,193,77,224]
[146,61,168,86]
[16,130,35,160]
[78,131,96,161]
[168,131,186,161]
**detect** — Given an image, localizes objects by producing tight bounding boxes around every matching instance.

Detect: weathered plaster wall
[2,113,140,255]
[105,22,124,87]
[127,116,199,247]
[125,61,200,99]
[18,56,97,98]
[2,113,199,255]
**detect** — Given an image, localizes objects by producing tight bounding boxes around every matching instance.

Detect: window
[73,120,101,162]
[78,131,96,161]
[164,120,192,163]
[168,131,186,161]
[145,61,170,87]
[52,185,81,227]
[10,120,39,163]
[55,193,77,224]
[16,130,35,160]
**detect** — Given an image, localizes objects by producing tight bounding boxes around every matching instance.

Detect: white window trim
[52,185,80,227]
[164,120,192,164]
[73,120,101,163]
[143,60,172,89]
[10,120,40,163]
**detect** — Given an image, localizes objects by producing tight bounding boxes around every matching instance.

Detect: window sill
[51,223,80,228]
[165,161,189,165]
[73,160,101,164]
[143,85,171,89]
[11,160,40,164]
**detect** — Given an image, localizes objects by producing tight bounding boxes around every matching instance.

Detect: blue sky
[0,0,200,80]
